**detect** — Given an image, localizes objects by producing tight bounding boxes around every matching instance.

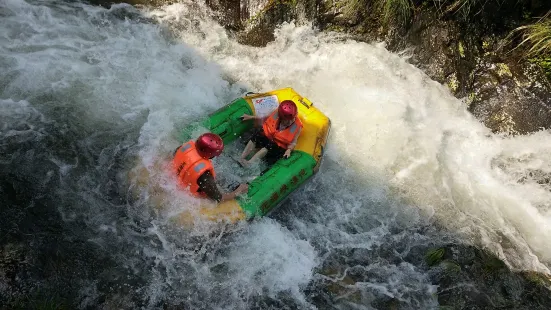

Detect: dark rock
[418,244,551,310]
[205,0,244,31]
[465,58,551,134]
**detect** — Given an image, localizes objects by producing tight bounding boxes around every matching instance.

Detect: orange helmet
[196,133,224,158]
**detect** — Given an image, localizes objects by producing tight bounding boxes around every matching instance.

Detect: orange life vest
[262,110,303,149]
[172,141,215,198]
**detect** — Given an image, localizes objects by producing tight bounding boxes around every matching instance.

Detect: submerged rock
[420,244,551,309]
[315,243,551,309]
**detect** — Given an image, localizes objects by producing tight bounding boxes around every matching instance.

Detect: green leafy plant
[510,11,551,58]
[378,0,413,26]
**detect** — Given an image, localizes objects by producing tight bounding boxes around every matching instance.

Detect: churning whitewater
[1,0,551,308]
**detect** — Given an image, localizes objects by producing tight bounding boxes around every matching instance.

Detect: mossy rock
[458,41,465,58]
[529,56,551,81]
[480,250,507,275]
[520,270,551,288]
[441,260,462,274]
[425,247,446,266]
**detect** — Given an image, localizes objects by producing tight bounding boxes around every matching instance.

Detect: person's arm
[242,113,269,128]
[220,185,248,202]
[197,171,222,202]
[284,126,302,158]
[241,114,259,121]
[287,126,302,150]
[242,114,268,122]
[197,171,248,203]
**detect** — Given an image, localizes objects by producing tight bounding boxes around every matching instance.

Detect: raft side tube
[179,97,254,144]
[236,151,317,217]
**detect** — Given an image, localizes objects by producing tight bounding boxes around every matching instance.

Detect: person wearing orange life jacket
[238,100,303,167]
[173,133,248,202]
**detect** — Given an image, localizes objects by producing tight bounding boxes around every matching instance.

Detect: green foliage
[378,0,412,26]
[528,56,551,80]
[511,14,551,58]
[345,0,412,26]
[538,56,551,78]
[431,0,495,20]
[505,11,551,78]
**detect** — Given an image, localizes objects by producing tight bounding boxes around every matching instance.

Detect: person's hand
[284,149,292,159]
[235,183,249,194]
[241,114,254,121]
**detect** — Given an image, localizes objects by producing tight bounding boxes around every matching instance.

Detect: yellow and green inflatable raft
[176,87,331,224]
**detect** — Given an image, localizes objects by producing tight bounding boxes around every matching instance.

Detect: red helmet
[278,100,298,121]
[196,133,224,158]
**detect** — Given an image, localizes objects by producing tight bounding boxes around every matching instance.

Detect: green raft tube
[174,87,331,225]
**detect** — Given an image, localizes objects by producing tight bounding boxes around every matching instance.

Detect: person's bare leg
[239,140,256,165]
[244,147,268,166]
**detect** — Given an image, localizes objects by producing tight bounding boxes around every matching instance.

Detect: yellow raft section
[244,87,331,168]
[177,87,331,226]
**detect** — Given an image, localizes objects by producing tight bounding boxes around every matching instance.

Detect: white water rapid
[1,0,551,309]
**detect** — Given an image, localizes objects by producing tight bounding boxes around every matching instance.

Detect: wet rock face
[236,0,294,46]
[204,0,245,31]
[469,61,551,134]
[204,0,322,46]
